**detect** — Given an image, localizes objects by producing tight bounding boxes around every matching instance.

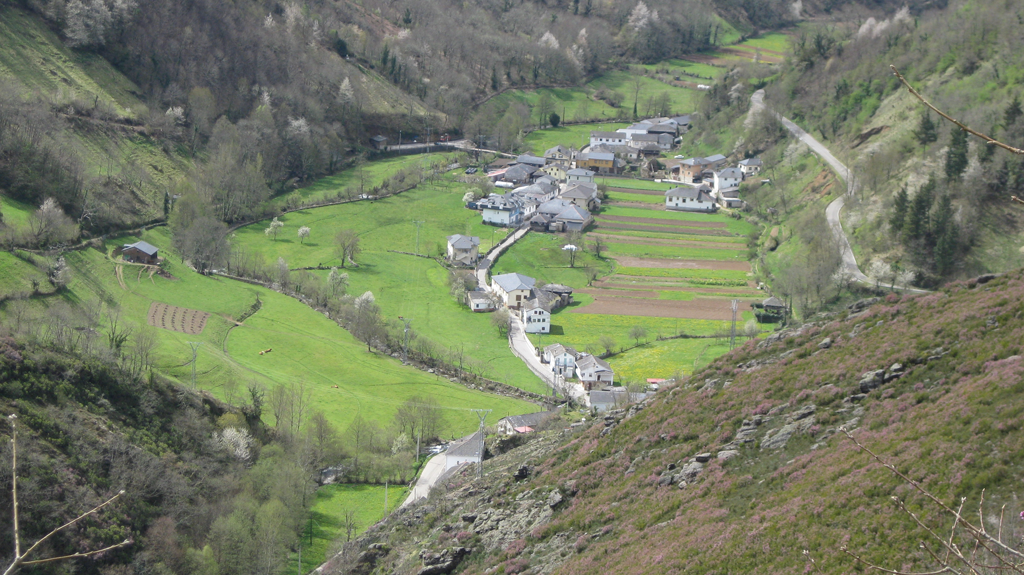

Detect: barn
[122,241,159,264]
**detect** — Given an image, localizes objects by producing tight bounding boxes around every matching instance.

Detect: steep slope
[325,270,1024,574]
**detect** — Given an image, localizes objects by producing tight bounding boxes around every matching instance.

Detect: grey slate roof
[591,131,625,139]
[124,241,159,256]
[555,205,591,222]
[763,296,786,308]
[705,154,727,164]
[584,152,614,161]
[447,234,480,249]
[446,431,484,459]
[516,154,547,167]
[566,168,594,177]
[499,411,556,429]
[738,157,763,167]
[544,145,571,158]
[717,167,743,179]
[492,272,536,292]
[538,199,574,217]
[576,354,613,373]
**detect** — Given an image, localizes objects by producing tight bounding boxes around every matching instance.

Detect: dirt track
[610,255,751,271]
[600,215,726,228]
[571,295,752,320]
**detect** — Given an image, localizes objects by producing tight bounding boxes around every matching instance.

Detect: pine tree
[945,127,969,181]
[935,224,958,276]
[914,112,937,145]
[491,68,499,91]
[930,194,954,240]
[978,126,996,164]
[890,187,908,238]
[905,179,935,241]
[1004,96,1022,128]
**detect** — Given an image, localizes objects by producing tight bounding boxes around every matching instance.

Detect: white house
[576,354,614,390]
[496,411,555,435]
[566,168,595,183]
[479,194,523,227]
[445,431,484,471]
[520,300,551,334]
[665,186,716,212]
[466,290,494,312]
[446,234,480,266]
[589,131,627,148]
[619,122,652,138]
[712,167,743,193]
[543,343,578,379]
[491,272,535,309]
[544,145,573,162]
[738,157,763,177]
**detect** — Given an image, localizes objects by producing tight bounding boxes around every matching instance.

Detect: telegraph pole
[187,342,202,388]
[729,299,738,350]
[412,220,425,255]
[469,409,492,479]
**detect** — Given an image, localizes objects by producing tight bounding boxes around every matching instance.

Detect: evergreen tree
[1005,96,1022,128]
[491,68,499,91]
[978,126,996,164]
[549,112,561,128]
[945,127,969,181]
[905,179,935,241]
[930,194,954,240]
[935,224,958,276]
[890,187,908,238]
[914,112,937,145]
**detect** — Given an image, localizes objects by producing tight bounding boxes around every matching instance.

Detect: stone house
[665,186,716,212]
[446,234,480,266]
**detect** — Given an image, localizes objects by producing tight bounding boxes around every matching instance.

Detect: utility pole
[469,409,491,479]
[384,481,388,517]
[187,342,202,388]
[398,316,412,364]
[412,220,425,255]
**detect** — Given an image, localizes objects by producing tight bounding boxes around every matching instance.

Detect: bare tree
[335,229,361,268]
[491,307,511,337]
[599,335,616,356]
[3,416,131,575]
[628,325,647,346]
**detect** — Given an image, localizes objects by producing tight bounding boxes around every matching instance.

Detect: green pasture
[488,88,621,126]
[0,251,52,299]
[298,483,409,572]
[5,227,537,436]
[0,6,144,117]
[600,205,756,236]
[595,229,746,243]
[491,232,614,288]
[658,59,728,81]
[712,15,744,46]
[234,183,548,394]
[599,178,675,191]
[522,122,628,156]
[742,32,792,53]
[0,195,34,229]
[605,242,747,261]
[588,71,700,117]
[606,191,664,204]
[607,336,735,381]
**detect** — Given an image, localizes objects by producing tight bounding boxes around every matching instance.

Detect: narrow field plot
[742,32,793,53]
[594,221,734,236]
[523,122,628,155]
[591,233,745,250]
[593,229,746,243]
[600,214,727,228]
[606,187,667,196]
[604,242,746,261]
[598,178,675,191]
[0,195,35,228]
[596,280,759,296]
[609,255,751,271]
[615,266,749,282]
[606,191,664,205]
[0,251,51,299]
[578,288,665,299]
[571,294,750,320]
[147,302,210,335]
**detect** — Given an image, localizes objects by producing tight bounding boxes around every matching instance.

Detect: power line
[412,220,425,255]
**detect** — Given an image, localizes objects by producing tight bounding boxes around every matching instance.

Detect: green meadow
[0,195,35,228]
[588,71,701,115]
[523,122,628,156]
[604,242,747,261]
[599,178,675,191]
[233,180,549,395]
[605,191,664,204]
[488,88,621,126]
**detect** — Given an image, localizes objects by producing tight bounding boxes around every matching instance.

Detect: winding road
[750,90,925,292]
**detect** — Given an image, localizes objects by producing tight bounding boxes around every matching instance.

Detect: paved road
[402,454,446,507]
[475,226,530,289]
[507,315,588,405]
[751,90,925,292]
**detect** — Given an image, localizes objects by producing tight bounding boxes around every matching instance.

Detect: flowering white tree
[265,217,284,240]
[215,427,255,465]
[298,226,311,244]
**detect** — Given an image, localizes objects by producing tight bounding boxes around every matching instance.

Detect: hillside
[322,270,1024,574]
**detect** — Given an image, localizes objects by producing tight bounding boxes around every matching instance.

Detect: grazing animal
[332,385,339,389]
[259,348,273,355]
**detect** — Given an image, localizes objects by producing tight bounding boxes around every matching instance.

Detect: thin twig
[890,65,1023,155]
[8,416,19,560]
[20,539,132,566]
[840,545,955,575]
[18,490,126,561]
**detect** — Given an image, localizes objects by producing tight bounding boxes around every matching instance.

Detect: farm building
[576,354,614,390]
[447,234,480,266]
[566,168,595,183]
[542,343,579,379]
[544,145,573,162]
[466,291,495,312]
[738,157,763,176]
[665,187,716,212]
[445,431,484,471]
[122,241,160,264]
[370,135,388,150]
[496,411,556,435]
[713,167,743,193]
[717,187,743,209]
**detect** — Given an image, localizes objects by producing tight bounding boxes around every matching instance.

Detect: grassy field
[488,88,622,127]
[599,178,675,191]
[596,228,747,243]
[298,482,409,572]
[588,71,701,116]
[0,251,52,300]
[606,191,664,204]
[0,195,35,229]
[604,242,746,261]
[742,32,792,53]
[490,232,613,287]
[522,122,628,156]
[232,180,549,395]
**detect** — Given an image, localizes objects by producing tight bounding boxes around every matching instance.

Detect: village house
[717,187,743,209]
[559,183,600,210]
[712,167,744,193]
[516,154,547,168]
[646,122,679,137]
[738,157,763,177]
[370,135,388,150]
[704,154,728,169]
[628,133,673,151]
[675,157,711,183]
[553,204,593,231]
[672,114,692,131]
[589,131,627,147]
[445,431,484,471]
[491,272,536,309]
[541,284,574,307]
[619,122,651,138]
[122,241,160,264]
[566,168,595,183]
[479,194,523,226]
[520,300,551,334]
[576,354,614,390]
[544,145,573,162]
[529,213,555,232]
[496,411,556,435]
[446,234,480,266]
[538,163,568,181]
[542,343,579,379]
[576,151,618,174]
[503,164,538,185]
[763,296,787,313]
[466,290,495,312]
[512,183,556,204]
[665,186,716,212]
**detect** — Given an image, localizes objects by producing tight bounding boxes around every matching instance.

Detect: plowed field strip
[609,255,751,271]
[594,222,732,236]
[571,295,751,320]
[600,215,726,228]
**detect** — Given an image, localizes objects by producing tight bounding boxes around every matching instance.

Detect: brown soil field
[606,200,666,210]
[590,233,745,251]
[595,280,758,295]
[611,274,758,289]
[733,44,786,56]
[579,288,661,299]
[600,215,727,228]
[147,302,210,335]
[610,255,751,271]
[571,295,752,320]
[594,222,732,236]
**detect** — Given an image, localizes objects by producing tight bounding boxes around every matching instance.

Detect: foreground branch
[890,65,1023,156]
